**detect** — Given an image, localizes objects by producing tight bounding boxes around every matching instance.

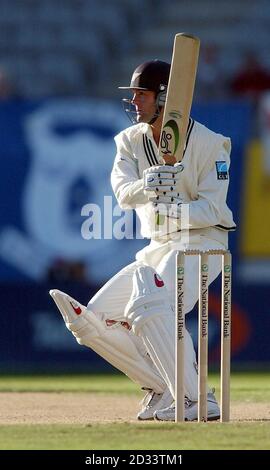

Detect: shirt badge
[215,161,228,180]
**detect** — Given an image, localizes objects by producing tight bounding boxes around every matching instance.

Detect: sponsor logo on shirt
[215,161,228,180]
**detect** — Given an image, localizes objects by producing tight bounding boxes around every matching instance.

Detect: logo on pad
[154,273,164,287]
[70,301,82,315]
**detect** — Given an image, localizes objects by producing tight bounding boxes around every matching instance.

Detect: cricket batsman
[50,60,236,421]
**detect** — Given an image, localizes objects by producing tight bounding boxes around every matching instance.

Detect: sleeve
[183,135,232,229]
[111,131,148,209]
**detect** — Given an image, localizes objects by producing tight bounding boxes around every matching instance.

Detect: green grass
[0,371,269,450]
[0,422,269,450]
[211,371,270,402]
[0,371,269,401]
[0,373,138,394]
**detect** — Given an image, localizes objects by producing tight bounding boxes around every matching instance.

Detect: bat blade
[158,33,200,164]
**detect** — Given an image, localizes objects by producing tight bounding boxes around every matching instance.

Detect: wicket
[175,250,232,423]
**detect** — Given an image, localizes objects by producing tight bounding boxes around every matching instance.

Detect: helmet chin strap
[148,90,166,124]
[148,109,161,125]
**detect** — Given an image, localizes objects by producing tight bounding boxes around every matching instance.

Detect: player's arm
[111,133,148,209]
[183,132,233,229]
[151,139,234,230]
[186,146,232,228]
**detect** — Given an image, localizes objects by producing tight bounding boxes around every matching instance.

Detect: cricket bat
[158,33,200,164]
[155,33,200,227]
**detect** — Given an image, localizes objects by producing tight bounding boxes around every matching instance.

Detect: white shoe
[137,388,173,421]
[154,391,220,422]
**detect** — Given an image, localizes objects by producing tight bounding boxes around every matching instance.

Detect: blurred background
[0,0,270,373]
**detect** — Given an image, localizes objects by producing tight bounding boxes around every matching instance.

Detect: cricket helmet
[119,60,170,124]
[118,60,170,95]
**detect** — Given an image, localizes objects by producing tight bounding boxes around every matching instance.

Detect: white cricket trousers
[88,236,225,321]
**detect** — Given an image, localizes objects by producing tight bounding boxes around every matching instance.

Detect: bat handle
[162,155,177,165]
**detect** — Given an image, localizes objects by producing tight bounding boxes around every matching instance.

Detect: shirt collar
[142,122,155,140]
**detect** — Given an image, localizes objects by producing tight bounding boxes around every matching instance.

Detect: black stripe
[147,137,159,165]
[143,135,154,165]
[215,224,237,231]
[142,134,154,166]
[144,135,158,166]
[183,118,194,156]
[175,225,236,234]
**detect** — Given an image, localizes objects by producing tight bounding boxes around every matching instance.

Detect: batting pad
[124,266,198,400]
[142,316,176,398]
[50,289,165,393]
[124,265,173,335]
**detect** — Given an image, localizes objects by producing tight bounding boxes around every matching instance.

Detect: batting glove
[152,191,183,219]
[148,190,183,205]
[143,164,184,196]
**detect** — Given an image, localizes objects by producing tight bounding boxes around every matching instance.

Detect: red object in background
[230,53,270,100]
[209,293,252,361]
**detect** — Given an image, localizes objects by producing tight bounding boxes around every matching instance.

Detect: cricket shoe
[137,387,173,421]
[154,391,220,421]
